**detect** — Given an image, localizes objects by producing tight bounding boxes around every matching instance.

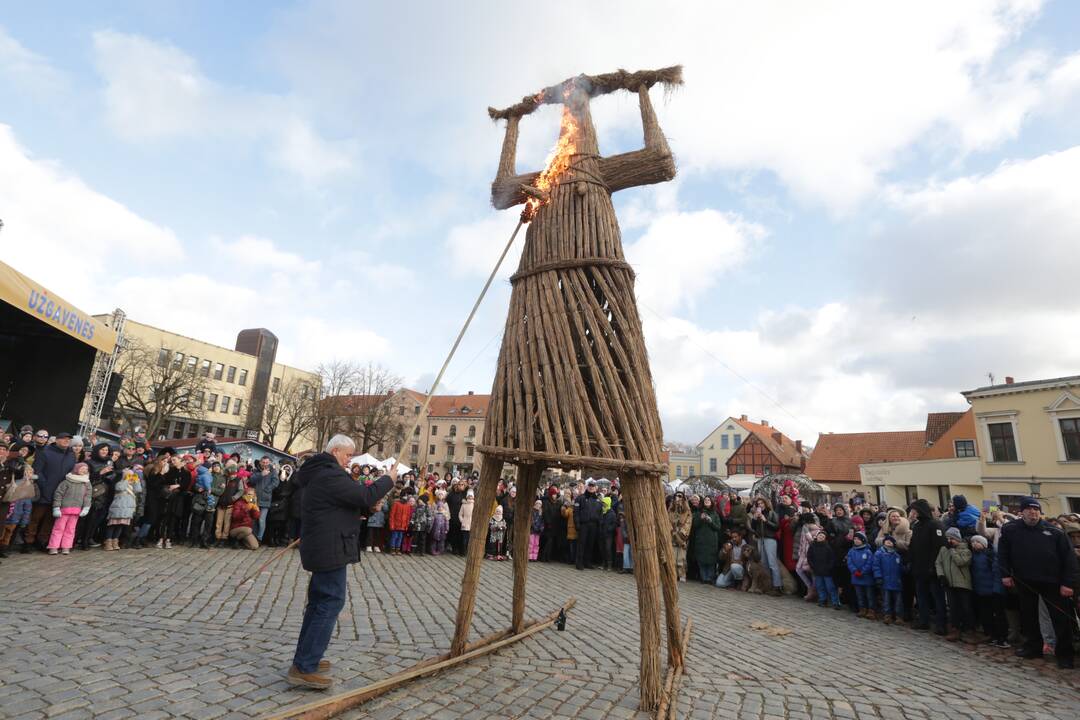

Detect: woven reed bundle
[481,91,664,471]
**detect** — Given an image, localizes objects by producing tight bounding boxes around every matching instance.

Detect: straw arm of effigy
[488,65,683,119]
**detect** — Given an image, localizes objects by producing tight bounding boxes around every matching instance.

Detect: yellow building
[695,416,751,477]
[962,375,1080,515]
[666,449,702,481]
[96,317,319,452]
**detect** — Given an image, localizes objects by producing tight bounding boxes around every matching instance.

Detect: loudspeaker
[100,372,123,419]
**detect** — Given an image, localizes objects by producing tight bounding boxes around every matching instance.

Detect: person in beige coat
[458,490,475,552]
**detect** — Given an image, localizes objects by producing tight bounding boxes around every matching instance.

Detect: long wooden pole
[511,464,542,632]
[623,473,663,711]
[266,598,576,720]
[450,458,504,654]
[655,617,692,720]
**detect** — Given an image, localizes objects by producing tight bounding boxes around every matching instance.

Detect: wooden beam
[655,617,692,720]
[266,599,576,720]
[488,66,683,119]
[450,458,504,655]
[511,464,543,632]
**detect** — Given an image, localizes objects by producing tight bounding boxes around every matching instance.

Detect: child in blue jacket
[873,535,904,624]
[847,531,877,618]
[969,535,1008,647]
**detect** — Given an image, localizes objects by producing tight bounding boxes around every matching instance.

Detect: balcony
[464,435,477,445]
[443,435,458,444]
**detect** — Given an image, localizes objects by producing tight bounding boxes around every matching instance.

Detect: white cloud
[445,211,525,280]
[0,124,182,307]
[92,30,356,183]
[0,24,67,97]
[267,0,1080,212]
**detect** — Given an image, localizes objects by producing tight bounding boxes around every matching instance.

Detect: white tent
[348,453,412,475]
[724,474,758,498]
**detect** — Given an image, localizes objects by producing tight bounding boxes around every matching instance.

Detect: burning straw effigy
[452,65,688,713]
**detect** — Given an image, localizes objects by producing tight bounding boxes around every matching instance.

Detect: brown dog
[740,543,772,594]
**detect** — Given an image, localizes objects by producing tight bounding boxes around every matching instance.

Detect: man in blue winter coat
[249,456,280,542]
[287,434,394,689]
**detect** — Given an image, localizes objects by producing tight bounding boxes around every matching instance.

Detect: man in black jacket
[574,480,603,570]
[907,498,947,634]
[288,435,394,689]
[999,496,1078,669]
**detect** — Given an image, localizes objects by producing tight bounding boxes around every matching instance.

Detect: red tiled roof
[804,431,927,484]
[925,412,965,446]
[921,409,978,460]
[325,390,490,419]
[735,419,805,468]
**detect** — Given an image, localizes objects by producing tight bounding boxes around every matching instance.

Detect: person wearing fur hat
[873,535,905,624]
[104,468,143,550]
[969,534,1008,647]
[847,531,878,619]
[936,527,974,642]
[46,462,92,554]
[486,505,508,560]
[430,491,450,555]
[458,489,475,553]
[908,498,948,634]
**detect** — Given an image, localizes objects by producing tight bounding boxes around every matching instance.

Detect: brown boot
[287,665,332,690]
[883,614,894,625]
[857,608,867,618]
[865,610,878,621]
[945,628,961,642]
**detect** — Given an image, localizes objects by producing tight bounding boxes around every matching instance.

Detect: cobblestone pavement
[0,547,1077,719]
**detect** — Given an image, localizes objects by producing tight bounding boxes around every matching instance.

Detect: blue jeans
[814,575,839,606]
[758,537,782,589]
[256,505,269,541]
[293,567,347,673]
[389,530,404,550]
[716,564,744,588]
[699,561,717,584]
[623,544,633,570]
[853,584,876,612]
[915,576,947,631]
[881,589,903,617]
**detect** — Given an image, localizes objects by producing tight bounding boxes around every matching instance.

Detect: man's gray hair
[325,434,356,454]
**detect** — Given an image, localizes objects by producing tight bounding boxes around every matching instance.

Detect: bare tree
[315,361,405,454]
[114,340,209,440]
[262,376,318,453]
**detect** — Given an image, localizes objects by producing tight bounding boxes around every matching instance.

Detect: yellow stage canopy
[0,260,117,354]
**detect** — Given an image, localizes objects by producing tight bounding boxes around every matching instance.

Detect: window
[398,406,405,416]
[429,444,436,455]
[411,444,419,456]
[377,444,384,454]
[903,486,918,506]
[1061,418,1080,461]
[721,435,729,449]
[157,348,170,367]
[446,445,454,458]
[1068,496,1080,513]
[449,425,457,437]
[194,391,205,410]
[735,465,745,474]
[272,377,280,393]
[762,465,772,476]
[207,394,218,412]
[221,397,231,414]
[465,446,474,459]
[988,422,1018,462]
[228,429,239,438]
[954,440,976,458]
[432,425,439,436]
[185,424,197,439]
[200,359,211,377]
[675,465,683,478]
[709,458,717,473]
[186,356,198,373]
[226,366,236,383]
[413,426,420,436]
[733,434,742,447]
[238,369,248,386]
[172,421,184,439]
[937,486,951,512]
[213,363,224,380]
[996,494,1027,514]
[233,399,242,416]
[216,427,226,437]
[414,405,420,415]
[468,425,476,437]
[173,351,185,368]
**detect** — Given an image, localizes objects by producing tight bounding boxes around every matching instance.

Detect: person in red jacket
[387,495,413,555]
[230,488,261,549]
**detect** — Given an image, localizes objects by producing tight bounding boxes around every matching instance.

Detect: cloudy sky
[2,1,1079,446]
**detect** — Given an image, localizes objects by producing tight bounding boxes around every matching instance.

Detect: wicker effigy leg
[623,474,663,710]
[450,458,504,656]
[649,478,684,668]
[511,464,542,633]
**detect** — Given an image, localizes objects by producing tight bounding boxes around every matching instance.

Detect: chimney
[739,414,747,421]
[761,420,769,427]
[796,440,803,454]
[772,431,782,444]
[1004,376,1014,385]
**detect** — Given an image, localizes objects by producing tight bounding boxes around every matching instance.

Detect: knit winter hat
[66,462,90,482]
[853,531,867,544]
[882,534,896,546]
[945,527,962,541]
[970,535,989,548]
[466,489,474,499]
